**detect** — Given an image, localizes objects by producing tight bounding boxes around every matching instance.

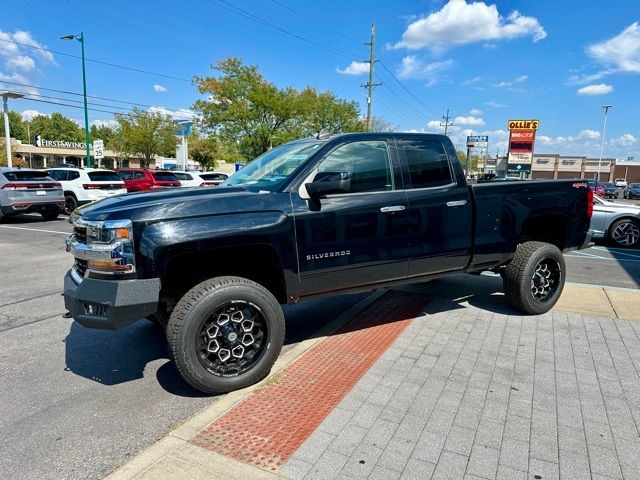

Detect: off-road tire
[166,276,285,394]
[503,241,565,315]
[41,209,59,221]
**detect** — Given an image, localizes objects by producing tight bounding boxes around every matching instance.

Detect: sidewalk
[107,277,640,480]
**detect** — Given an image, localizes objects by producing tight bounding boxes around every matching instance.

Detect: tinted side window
[48,170,65,181]
[319,141,393,193]
[68,171,80,180]
[117,171,132,180]
[400,139,452,189]
[134,172,146,180]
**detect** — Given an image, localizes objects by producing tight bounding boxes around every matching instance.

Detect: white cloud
[588,22,640,74]
[462,76,482,86]
[492,74,528,88]
[485,101,506,108]
[91,119,118,129]
[389,0,546,52]
[426,120,442,129]
[576,83,613,96]
[397,56,453,85]
[153,84,168,93]
[613,133,637,147]
[469,109,483,116]
[0,72,38,94]
[454,115,485,126]
[579,129,600,140]
[11,30,55,64]
[149,106,198,120]
[21,109,46,121]
[336,61,369,75]
[6,55,35,72]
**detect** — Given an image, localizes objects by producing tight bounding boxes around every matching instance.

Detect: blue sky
[1,0,639,160]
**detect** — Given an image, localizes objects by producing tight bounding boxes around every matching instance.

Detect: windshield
[602,183,615,187]
[630,184,640,188]
[221,141,323,192]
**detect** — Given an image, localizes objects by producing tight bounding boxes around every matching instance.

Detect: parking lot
[0,213,638,480]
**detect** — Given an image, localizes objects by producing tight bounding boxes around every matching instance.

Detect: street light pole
[1,91,25,168]
[62,32,91,168]
[597,104,613,182]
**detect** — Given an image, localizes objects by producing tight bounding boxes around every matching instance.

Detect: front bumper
[63,270,160,330]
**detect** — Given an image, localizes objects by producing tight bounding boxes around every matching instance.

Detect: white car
[198,171,229,186]
[614,178,628,188]
[172,171,204,188]
[46,167,127,213]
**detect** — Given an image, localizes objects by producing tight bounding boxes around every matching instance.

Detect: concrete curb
[105,289,387,480]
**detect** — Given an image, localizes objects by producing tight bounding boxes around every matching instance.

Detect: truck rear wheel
[503,241,565,315]
[166,276,285,394]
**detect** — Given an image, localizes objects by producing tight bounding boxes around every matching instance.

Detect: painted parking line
[565,254,640,263]
[0,225,70,235]
[592,246,640,259]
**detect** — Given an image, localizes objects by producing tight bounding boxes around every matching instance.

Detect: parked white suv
[172,171,205,187]
[615,178,628,188]
[46,167,127,213]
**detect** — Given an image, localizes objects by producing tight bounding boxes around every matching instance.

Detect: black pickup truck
[64,133,593,394]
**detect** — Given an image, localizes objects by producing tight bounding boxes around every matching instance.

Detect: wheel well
[161,244,288,306]
[64,191,77,198]
[519,215,567,250]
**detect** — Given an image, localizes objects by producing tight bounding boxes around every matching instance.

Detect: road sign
[467,135,488,148]
[93,139,104,159]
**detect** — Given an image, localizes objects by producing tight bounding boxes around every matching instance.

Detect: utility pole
[440,109,453,135]
[362,23,381,131]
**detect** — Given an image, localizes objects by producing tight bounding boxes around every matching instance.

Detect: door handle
[380,205,406,213]
[446,200,467,207]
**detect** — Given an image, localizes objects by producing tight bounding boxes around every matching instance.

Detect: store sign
[34,134,92,149]
[507,119,539,130]
[508,152,533,164]
[466,135,488,148]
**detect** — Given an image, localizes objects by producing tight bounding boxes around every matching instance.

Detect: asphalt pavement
[0,213,638,480]
[0,216,366,480]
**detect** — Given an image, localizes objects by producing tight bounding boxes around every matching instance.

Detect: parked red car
[116,168,181,192]
[587,180,605,198]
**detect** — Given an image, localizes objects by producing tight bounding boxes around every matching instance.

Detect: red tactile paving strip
[191,290,429,472]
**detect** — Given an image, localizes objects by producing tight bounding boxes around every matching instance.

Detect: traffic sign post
[93,139,104,167]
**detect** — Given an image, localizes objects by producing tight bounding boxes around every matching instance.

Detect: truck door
[292,139,410,295]
[396,137,473,276]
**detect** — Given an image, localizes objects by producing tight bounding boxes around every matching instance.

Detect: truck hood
[75,186,290,223]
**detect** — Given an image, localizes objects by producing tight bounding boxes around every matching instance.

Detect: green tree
[90,123,118,150]
[194,57,364,160]
[115,108,178,167]
[0,111,27,142]
[29,112,82,142]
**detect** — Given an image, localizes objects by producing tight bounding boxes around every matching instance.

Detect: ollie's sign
[507,119,539,168]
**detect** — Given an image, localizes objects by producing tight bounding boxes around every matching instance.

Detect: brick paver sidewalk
[279,292,640,480]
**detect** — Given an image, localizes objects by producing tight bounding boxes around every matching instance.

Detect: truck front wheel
[166,276,285,394]
[503,241,566,315]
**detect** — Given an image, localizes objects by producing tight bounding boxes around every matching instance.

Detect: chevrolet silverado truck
[63,133,593,394]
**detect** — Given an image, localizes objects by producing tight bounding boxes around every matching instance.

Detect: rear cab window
[152,171,178,181]
[398,138,453,189]
[88,171,122,182]
[2,171,53,182]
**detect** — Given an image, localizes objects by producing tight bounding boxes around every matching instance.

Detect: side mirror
[305,171,351,199]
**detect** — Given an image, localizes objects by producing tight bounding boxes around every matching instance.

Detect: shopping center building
[485,154,640,182]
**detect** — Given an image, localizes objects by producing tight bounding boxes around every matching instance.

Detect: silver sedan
[591,196,640,248]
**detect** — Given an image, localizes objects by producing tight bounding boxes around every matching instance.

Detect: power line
[268,0,362,45]
[378,61,443,118]
[204,0,361,60]
[26,93,136,113]
[0,37,190,82]
[22,97,128,116]
[0,79,182,111]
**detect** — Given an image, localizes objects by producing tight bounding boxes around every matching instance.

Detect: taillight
[82,183,101,190]
[199,182,205,187]
[587,188,593,218]
[1,182,61,190]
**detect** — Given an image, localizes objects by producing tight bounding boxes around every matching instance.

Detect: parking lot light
[1,91,25,169]
[61,32,91,168]
[597,105,613,182]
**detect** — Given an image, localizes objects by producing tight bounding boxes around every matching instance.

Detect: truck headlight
[85,220,136,274]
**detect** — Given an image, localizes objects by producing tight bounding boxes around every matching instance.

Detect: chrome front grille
[74,225,87,244]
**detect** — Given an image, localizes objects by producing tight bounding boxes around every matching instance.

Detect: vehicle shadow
[1,213,69,225]
[63,293,369,397]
